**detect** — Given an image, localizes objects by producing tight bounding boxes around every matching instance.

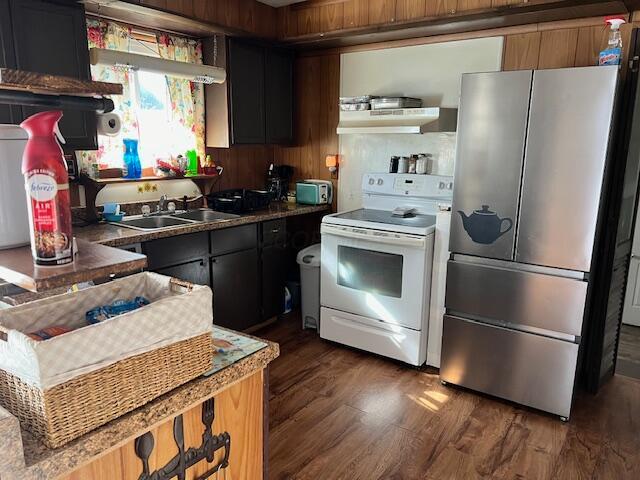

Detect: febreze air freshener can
[20,111,73,266]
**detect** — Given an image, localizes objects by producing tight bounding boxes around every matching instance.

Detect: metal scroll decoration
[134,398,231,480]
[458,205,513,245]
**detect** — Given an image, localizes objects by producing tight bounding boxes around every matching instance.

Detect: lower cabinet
[154,258,210,286]
[211,248,260,331]
[60,370,266,480]
[138,220,289,331]
[261,244,286,321]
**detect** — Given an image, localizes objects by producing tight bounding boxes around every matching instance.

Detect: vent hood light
[337,107,457,135]
[90,48,226,84]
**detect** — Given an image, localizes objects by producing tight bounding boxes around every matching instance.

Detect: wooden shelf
[84,174,221,185]
[0,239,147,292]
[0,68,122,96]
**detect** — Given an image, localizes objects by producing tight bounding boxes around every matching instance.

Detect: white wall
[338,37,503,211]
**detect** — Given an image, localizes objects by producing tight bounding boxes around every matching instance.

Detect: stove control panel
[362,173,454,198]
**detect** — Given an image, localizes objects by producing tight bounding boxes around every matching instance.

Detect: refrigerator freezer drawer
[445,260,587,337]
[441,315,578,418]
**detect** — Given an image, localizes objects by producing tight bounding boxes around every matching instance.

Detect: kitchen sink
[171,209,240,222]
[117,216,197,231]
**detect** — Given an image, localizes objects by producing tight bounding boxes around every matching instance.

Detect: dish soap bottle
[599,16,627,66]
[123,138,142,179]
[20,111,74,266]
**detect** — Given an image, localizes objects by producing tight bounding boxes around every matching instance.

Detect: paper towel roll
[97,113,121,137]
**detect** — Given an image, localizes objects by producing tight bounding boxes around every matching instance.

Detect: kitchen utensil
[206,189,271,213]
[339,95,378,104]
[371,97,422,110]
[339,103,370,111]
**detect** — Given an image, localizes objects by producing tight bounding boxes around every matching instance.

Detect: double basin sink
[113,209,240,231]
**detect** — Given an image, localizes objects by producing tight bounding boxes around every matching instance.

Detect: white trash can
[297,243,321,330]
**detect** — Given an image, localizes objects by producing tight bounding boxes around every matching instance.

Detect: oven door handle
[321,224,427,249]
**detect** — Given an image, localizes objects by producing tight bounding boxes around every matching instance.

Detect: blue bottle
[123,138,142,179]
[599,17,626,66]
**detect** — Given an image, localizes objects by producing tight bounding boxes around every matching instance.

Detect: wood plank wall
[271,12,640,210]
[135,0,278,38]
[273,54,340,211]
[203,145,274,193]
[277,0,559,38]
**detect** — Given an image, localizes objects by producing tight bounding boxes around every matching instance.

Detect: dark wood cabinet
[0,0,97,149]
[211,248,260,331]
[261,244,286,320]
[0,0,19,125]
[205,35,294,147]
[228,39,265,145]
[143,232,209,270]
[265,47,294,144]
[138,221,288,331]
[155,258,210,286]
[260,219,287,321]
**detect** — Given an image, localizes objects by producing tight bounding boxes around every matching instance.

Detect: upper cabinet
[265,47,294,145]
[0,0,19,125]
[205,36,294,148]
[0,0,97,150]
[228,39,266,144]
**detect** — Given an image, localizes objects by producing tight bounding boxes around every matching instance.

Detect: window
[79,19,205,175]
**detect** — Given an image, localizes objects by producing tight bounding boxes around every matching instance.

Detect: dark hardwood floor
[618,324,640,380]
[258,313,640,480]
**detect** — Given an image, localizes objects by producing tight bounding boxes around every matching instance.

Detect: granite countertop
[0,328,279,480]
[74,203,330,247]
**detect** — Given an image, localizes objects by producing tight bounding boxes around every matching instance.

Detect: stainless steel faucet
[158,194,168,213]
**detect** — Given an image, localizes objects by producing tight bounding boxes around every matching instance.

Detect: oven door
[320,223,432,330]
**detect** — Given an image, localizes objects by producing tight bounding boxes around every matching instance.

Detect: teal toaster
[296,180,333,205]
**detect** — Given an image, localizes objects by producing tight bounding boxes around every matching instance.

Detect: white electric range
[320,173,453,366]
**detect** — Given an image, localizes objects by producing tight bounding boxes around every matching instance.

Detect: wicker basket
[0,273,214,448]
[0,333,212,448]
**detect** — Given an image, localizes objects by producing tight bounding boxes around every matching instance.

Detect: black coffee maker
[266,164,294,201]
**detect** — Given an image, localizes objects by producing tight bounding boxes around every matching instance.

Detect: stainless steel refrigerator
[441,66,619,420]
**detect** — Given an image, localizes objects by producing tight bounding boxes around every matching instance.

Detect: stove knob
[439,182,446,189]
[368,178,375,185]
[377,178,384,186]
[447,182,453,190]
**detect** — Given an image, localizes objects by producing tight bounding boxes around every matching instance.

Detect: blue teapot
[458,205,513,245]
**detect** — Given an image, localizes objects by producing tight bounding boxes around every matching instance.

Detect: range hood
[337,107,457,135]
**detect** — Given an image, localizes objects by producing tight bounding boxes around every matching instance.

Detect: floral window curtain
[79,20,205,173]
[80,19,138,170]
[156,33,206,161]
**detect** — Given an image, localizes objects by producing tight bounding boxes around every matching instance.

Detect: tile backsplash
[338,132,456,211]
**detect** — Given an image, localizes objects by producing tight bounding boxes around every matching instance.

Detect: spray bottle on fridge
[599,16,627,66]
[20,111,74,266]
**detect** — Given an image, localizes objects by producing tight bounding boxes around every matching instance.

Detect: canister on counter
[398,156,410,173]
[416,153,430,174]
[408,154,418,174]
[389,156,400,173]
